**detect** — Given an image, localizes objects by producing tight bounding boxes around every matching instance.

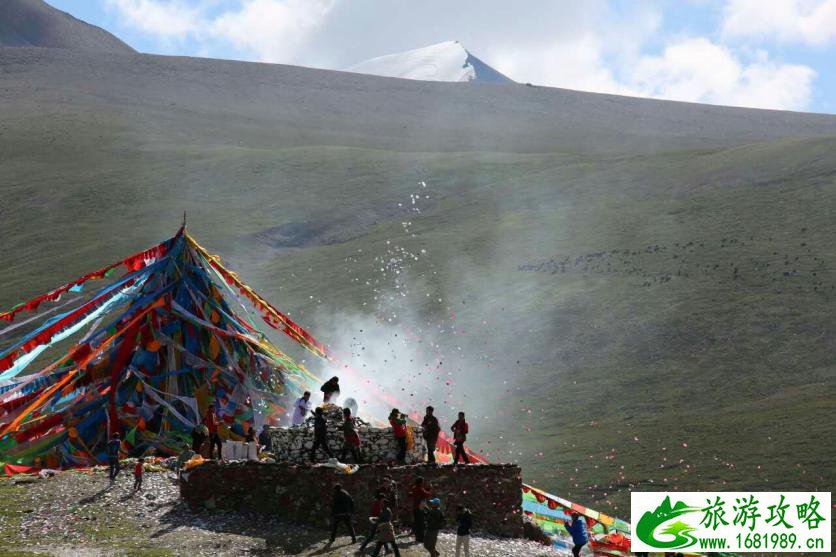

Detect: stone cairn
[271,404,427,464]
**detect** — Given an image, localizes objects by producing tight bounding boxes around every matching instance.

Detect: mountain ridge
[0,0,134,53]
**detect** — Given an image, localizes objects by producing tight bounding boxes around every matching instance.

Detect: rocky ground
[0,469,568,556]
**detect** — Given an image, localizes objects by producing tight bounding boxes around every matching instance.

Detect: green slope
[0,49,834,519]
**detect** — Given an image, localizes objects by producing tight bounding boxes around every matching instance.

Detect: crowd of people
[188,377,488,555]
[191,376,474,467]
[329,478,475,557]
[289,375,474,467]
[102,371,593,556]
[311,376,478,555]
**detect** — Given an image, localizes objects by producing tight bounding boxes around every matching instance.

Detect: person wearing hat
[423,498,445,557]
[564,512,589,557]
[421,406,441,464]
[106,432,122,481]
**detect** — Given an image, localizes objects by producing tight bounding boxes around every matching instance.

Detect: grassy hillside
[0,48,834,518]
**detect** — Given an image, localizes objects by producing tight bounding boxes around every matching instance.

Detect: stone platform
[270,405,427,464]
[180,461,524,537]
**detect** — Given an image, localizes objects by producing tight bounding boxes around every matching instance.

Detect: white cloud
[722,0,836,45]
[495,33,815,112]
[488,4,658,96]
[109,0,335,62]
[105,0,819,112]
[630,38,816,110]
[211,0,336,63]
[492,37,637,96]
[107,0,201,38]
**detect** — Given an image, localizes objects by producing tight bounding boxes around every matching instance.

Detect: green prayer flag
[125,425,138,445]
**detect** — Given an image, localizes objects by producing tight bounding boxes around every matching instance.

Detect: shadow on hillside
[78,484,114,505]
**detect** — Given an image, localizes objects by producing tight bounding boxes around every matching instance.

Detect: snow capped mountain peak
[345,41,513,84]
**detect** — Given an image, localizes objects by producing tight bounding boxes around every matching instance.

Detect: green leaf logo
[636,496,701,549]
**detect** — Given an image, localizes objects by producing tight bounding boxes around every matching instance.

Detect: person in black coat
[310,407,334,461]
[191,424,207,454]
[106,432,121,481]
[321,376,340,403]
[421,406,441,464]
[423,498,445,557]
[329,483,356,543]
[257,424,272,452]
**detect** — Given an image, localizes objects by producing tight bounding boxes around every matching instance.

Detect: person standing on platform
[292,391,312,426]
[258,424,272,453]
[389,409,408,464]
[451,412,470,465]
[191,424,207,454]
[340,407,363,463]
[321,376,340,404]
[204,405,222,460]
[421,406,441,464]
[310,407,334,461]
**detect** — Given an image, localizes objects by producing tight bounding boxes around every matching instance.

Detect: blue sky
[52,0,835,114]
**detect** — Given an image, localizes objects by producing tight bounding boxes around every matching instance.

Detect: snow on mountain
[345,41,512,84]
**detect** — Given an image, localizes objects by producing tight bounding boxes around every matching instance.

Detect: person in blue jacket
[564,512,588,556]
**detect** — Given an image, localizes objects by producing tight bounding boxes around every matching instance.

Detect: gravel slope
[0,469,568,556]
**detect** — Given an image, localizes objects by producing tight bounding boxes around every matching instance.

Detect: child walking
[133,457,145,492]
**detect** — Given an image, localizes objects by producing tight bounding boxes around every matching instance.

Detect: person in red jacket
[203,405,222,460]
[133,457,144,492]
[358,490,386,552]
[451,412,470,464]
[389,408,408,464]
[409,476,432,542]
